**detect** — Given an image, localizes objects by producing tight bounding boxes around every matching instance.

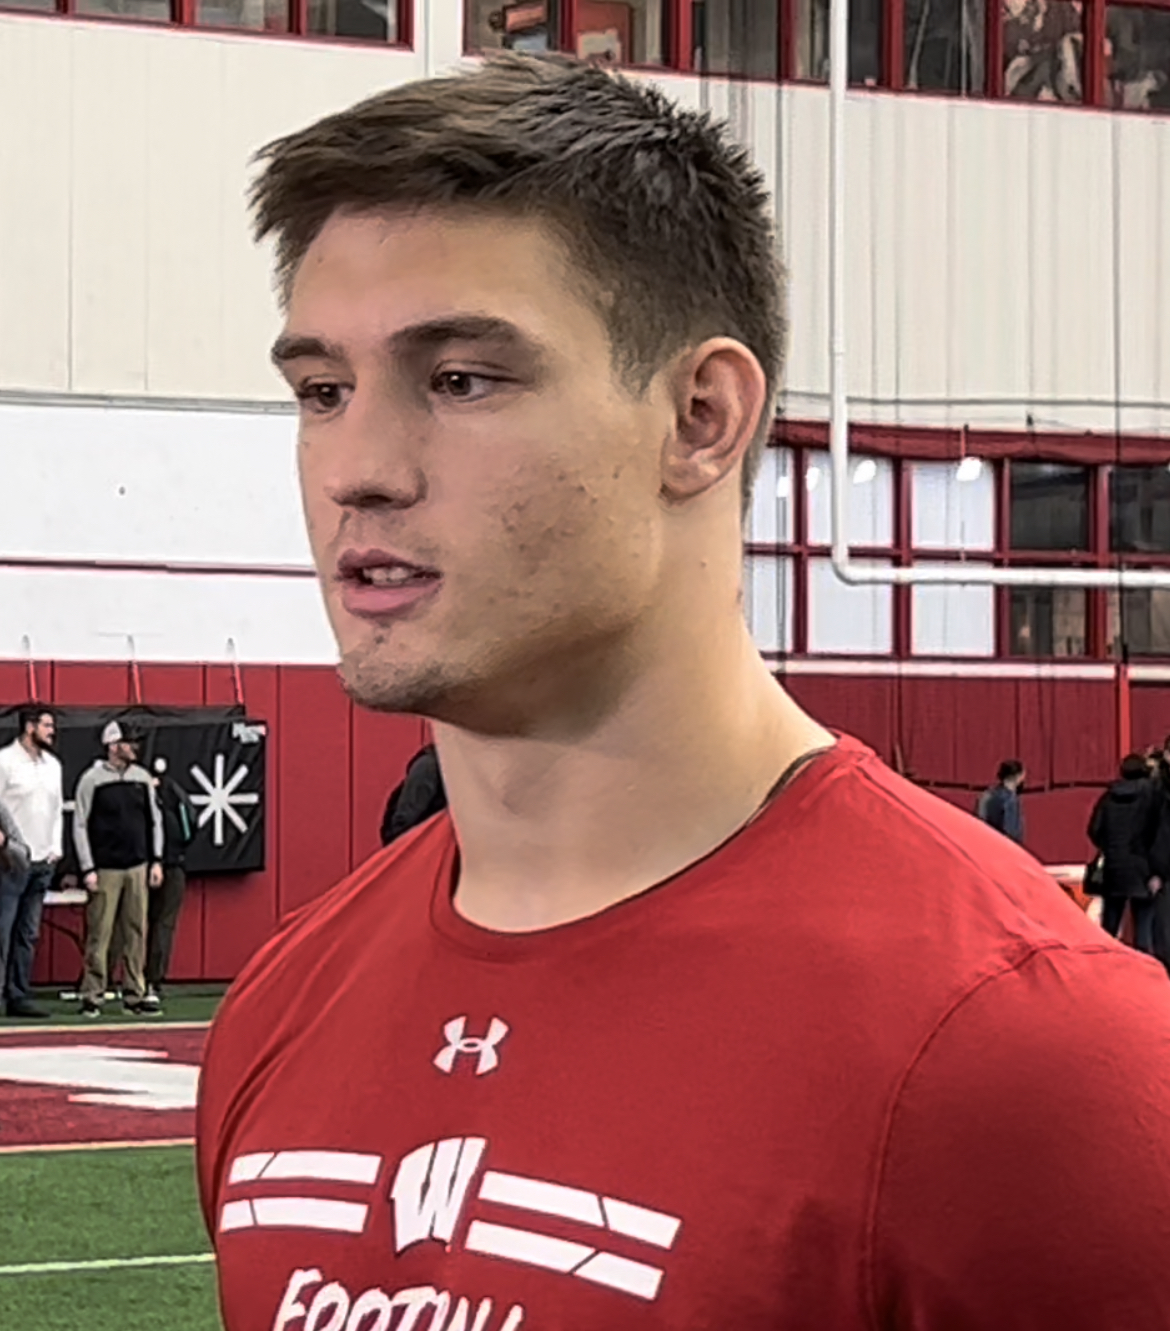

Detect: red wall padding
[1,661,1142,984]
[784,672,1120,867]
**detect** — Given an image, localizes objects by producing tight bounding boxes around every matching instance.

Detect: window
[1009,587,1087,655]
[76,0,170,20]
[905,0,986,90]
[795,0,883,84]
[1108,589,1170,656]
[308,0,394,38]
[748,447,796,546]
[809,558,893,653]
[197,0,287,28]
[807,453,894,547]
[910,460,995,551]
[1106,5,1170,107]
[743,555,795,652]
[58,0,404,37]
[1010,462,1090,551]
[1111,465,1170,553]
[468,1,667,63]
[692,0,779,78]
[1003,0,1084,101]
[468,0,560,52]
[912,576,997,655]
[577,0,669,64]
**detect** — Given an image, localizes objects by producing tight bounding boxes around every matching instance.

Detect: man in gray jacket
[72,721,164,1017]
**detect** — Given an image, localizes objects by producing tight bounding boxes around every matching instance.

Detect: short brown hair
[250,52,786,516]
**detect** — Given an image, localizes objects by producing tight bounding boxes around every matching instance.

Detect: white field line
[0,1136,194,1155]
[0,1252,215,1277]
[0,1021,212,1037]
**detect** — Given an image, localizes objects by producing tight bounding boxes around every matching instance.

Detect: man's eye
[295,382,345,412]
[431,371,495,400]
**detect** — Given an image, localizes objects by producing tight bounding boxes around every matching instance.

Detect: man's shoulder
[759,741,1106,985]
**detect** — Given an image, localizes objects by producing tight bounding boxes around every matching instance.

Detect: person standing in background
[1088,753,1163,956]
[379,743,446,847]
[145,756,197,1003]
[0,706,63,1018]
[977,759,1027,844]
[73,721,164,1017]
[1151,736,1170,977]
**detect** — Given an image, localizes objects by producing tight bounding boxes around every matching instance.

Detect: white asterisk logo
[189,754,260,847]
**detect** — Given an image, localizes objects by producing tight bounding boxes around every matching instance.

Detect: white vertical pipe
[828,0,854,584]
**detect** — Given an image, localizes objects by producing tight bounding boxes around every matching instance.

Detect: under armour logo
[433,1016,510,1076]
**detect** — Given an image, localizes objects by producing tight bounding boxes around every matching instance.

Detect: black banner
[0,706,267,876]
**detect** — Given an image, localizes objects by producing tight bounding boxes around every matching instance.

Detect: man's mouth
[353,565,437,587]
[336,549,442,618]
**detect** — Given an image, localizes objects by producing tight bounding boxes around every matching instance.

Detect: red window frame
[749,430,1170,664]
[19,0,413,46]
[456,0,1170,115]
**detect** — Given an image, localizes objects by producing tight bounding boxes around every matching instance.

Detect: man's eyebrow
[270,317,541,369]
[386,315,540,356]
[270,334,346,367]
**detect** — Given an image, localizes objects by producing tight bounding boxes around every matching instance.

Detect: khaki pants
[81,866,148,1005]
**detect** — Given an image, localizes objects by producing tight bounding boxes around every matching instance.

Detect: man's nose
[310,390,427,513]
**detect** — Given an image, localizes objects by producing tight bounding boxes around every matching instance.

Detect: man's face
[282,210,671,726]
[27,714,54,750]
[109,740,138,766]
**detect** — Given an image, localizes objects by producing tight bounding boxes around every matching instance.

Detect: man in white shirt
[0,706,64,1018]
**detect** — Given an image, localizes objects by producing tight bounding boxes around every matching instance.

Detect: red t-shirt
[197,736,1170,1330]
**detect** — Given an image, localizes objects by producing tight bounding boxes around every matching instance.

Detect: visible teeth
[364,566,420,585]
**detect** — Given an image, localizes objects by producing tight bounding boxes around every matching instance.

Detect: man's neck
[18,735,42,761]
[440,626,834,933]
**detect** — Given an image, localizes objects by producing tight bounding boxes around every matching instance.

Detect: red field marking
[0,1026,207,1149]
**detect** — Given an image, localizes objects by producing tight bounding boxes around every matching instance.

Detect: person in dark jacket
[977,759,1026,844]
[1088,753,1164,955]
[144,757,197,1001]
[1150,735,1170,977]
[72,721,164,1017]
[380,744,446,846]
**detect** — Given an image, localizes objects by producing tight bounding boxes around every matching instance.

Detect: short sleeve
[870,943,1170,1330]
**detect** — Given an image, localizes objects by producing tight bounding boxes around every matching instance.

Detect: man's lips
[336,548,440,581]
[335,548,441,620]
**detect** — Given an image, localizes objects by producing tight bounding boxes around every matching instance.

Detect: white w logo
[433,1016,510,1076]
[391,1137,487,1252]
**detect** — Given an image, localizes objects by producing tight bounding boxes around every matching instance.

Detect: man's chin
[336,652,450,718]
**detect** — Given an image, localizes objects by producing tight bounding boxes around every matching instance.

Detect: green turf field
[0,983,226,1028]
[0,983,227,1328]
[0,1143,221,1330]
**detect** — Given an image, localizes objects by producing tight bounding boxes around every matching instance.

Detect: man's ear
[660,338,768,506]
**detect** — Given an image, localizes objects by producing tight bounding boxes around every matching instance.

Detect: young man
[0,706,63,1017]
[73,721,164,1017]
[976,757,1026,844]
[196,54,1170,1330]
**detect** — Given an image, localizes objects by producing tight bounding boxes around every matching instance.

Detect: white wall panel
[0,567,334,665]
[0,10,1168,433]
[0,20,71,392]
[0,402,307,565]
